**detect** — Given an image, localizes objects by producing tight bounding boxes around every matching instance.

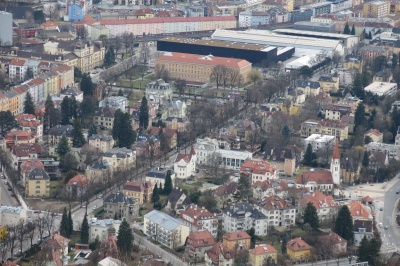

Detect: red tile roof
[252,179,289,192]
[296,171,334,185]
[12,143,42,157]
[206,242,235,262]
[332,139,340,160]
[300,191,337,209]
[123,181,152,192]
[20,159,44,173]
[318,232,347,245]
[223,231,251,242]
[241,160,275,175]
[99,16,235,25]
[365,129,382,137]
[347,201,374,220]
[66,174,88,188]
[10,59,26,66]
[157,52,251,69]
[286,237,312,252]
[258,195,292,210]
[249,244,278,256]
[214,182,238,196]
[175,146,196,163]
[180,205,217,226]
[186,230,216,248]
[16,114,41,127]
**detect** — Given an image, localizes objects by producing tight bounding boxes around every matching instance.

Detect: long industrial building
[211,29,344,57]
[157,37,294,65]
[273,29,359,53]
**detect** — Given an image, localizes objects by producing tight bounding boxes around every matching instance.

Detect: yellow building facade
[26,168,50,197]
[287,238,312,261]
[0,224,7,241]
[249,244,278,266]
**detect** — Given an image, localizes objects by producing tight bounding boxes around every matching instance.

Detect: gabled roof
[286,237,312,251]
[28,168,49,180]
[318,232,347,245]
[240,160,275,175]
[264,147,294,161]
[257,195,293,210]
[347,201,373,220]
[223,231,251,241]
[296,171,334,185]
[186,230,216,248]
[223,203,267,220]
[214,182,238,196]
[175,146,196,163]
[167,188,192,209]
[354,219,373,233]
[180,205,217,225]
[249,244,278,256]
[252,179,289,192]
[123,181,152,192]
[144,210,185,231]
[66,174,88,188]
[300,191,337,209]
[12,143,42,157]
[297,80,320,89]
[104,192,137,206]
[20,159,44,174]
[206,242,235,262]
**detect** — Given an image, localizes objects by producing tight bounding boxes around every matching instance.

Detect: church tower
[331,139,341,185]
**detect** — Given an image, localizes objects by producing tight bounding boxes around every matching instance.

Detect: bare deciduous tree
[45,4,60,21]
[210,65,228,89]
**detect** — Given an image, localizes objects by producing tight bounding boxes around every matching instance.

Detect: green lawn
[49,181,61,198]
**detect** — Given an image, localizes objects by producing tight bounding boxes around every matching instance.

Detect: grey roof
[91,218,121,227]
[354,220,373,233]
[90,160,111,170]
[104,192,137,205]
[95,107,116,118]
[165,116,186,122]
[319,75,334,82]
[28,168,50,180]
[144,210,185,231]
[88,134,113,141]
[103,148,133,158]
[48,125,73,137]
[60,86,82,96]
[146,168,171,179]
[166,100,184,111]
[297,80,320,89]
[264,147,294,161]
[167,188,192,209]
[223,203,267,220]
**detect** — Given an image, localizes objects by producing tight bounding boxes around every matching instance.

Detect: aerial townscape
[2,0,400,266]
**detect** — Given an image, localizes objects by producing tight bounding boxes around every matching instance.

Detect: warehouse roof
[160,37,274,52]
[273,28,355,40]
[212,29,341,50]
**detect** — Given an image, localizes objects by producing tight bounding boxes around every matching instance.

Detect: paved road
[0,170,19,207]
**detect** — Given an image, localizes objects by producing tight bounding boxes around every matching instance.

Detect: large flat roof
[159,37,275,52]
[211,29,341,50]
[273,29,356,40]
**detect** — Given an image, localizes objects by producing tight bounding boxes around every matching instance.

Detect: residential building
[318,74,339,93]
[363,0,390,18]
[354,220,373,246]
[193,138,219,165]
[165,188,192,214]
[205,242,235,266]
[240,159,276,184]
[249,244,278,266]
[222,203,268,236]
[228,119,258,142]
[341,157,359,185]
[252,179,289,200]
[123,181,153,204]
[223,231,251,251]
[144,210,190,249]
[90,219,121,242]
[216,149,253,170]
[238,10,270,28]
[286,237,313,261]
[11,143,42,171]
[59,86,83,102]
[102,148,135,170]
[300,192,338,221]
[325,103,354,121]
[365,142,400,160]
[364,129,383,143]
[67,1,84,22]
[66,174,88,197]
[145,79,173,105]
[161,100,187,119]
[86,160,112,182]
[174,147,196,179]
[48,125,73,146]
[2,130,35,150]
[256,195,296,227]
[304,134,335,152]
[318,232,347,255]
[364,82,397,96]
[296,171,334,193]
[38,233,70,266]
[185,230,216,259]
[145,168,175,187]
[347,201,373,222]
[99,96,128,112]
[103,192,139,221]
[94,107,116,130]
[180,205,218,238]
[150,127,178,150]
[16,114,43,142]
[296,80,320,96]
[164,116,190,132]
[263,147,297,176]
[26,168,50,197]
[0,206,27,225]
[88,134,115,153]
[214,182,239,209]
[0,11,12,46]
[20,159,44,185]
[300,119,349,140]
[155,52,252,83]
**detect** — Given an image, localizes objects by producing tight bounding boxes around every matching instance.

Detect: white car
[93,205,97,210]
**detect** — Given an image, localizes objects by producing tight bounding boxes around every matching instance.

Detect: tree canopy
[334,205,354,243]
[57,135,70,158]
[139,96,149,129]
[72,119,86,147]
[80,73,94,96]
[80,213,89,244]
[343,22,350,34]
[112,109,136,148]
[0,111,18,136]
[163,170,173,195]
[23,92,35,114]
[303,202,319,230]
[117,219,134,255]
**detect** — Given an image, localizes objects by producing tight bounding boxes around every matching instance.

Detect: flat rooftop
[273,29,355,40]
[159,37,275,52]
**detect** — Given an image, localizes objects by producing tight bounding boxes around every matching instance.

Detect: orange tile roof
[347,201,374,220]
[186,230,216,248]
[249,244,278,256]
[10,59,26,66]
[180,205,217,226]
[16,114,41,127]
[296,171,333,185]
[20,159,44,173]
[252,179,289,192]
[332,139,340,160]
[12,85,29,95]
[241,160,275,175]
[12,143,42,157]
[66,174,88,188]
[286,237,312,252]
[258,195,292,210]
[365,129,382,137]
[157,52,251,69]
[300,191,337,209]
[206,242,235,262]
[223,231,250,241]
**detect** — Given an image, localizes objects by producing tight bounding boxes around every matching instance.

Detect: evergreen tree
[391,106,400,137]
[368,31,372,39]
[44,95,57,129]
[69,95,78,119]
[139,96,149,129]
[247,228,256,248]
[362,151,369,168]
[80,73,94,96]
[392,53,398,69]
[237,174,252,201]
[72,119,86,147]
[61,96,70,125]
[159,182,163,195]
[104,46,116,66]
[0,111,18,136]
[281,124,291,145]
[357,237,380,265]
[351,73,365,100]
[81,96,96,119]
[281,234,287,254]
[351,25,355,35]
[152,183,160,203]
[303,202,319,230]
[68,209,73,237]
[57,135,70,158]
[117,219,134,255]
[354,103,366,133]
[118,88,124,96]
[357,236,369,263]
[80,213,89,244]
[59,208,69,238]
[23,91,35,114]
[114,212,118,220]
[25,67,34,80]
[343,22,350,34]
[303,144,314,166]
[88,124,97,137]
[334,205,354,242]
[163,170,173,195]
[112,109,136,148]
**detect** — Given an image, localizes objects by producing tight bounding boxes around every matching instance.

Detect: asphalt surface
[0,170,18,207]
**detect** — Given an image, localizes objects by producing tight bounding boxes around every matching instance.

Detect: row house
[252,179,289,200]
[240,159,276,184]
[180,205,218,238]
[256,195,296,227]
[16,114,43,142]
